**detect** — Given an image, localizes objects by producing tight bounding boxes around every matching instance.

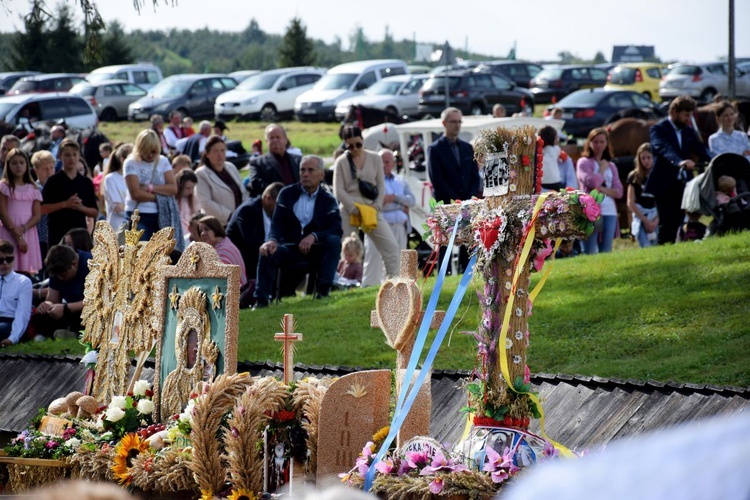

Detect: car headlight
[246,97,258,105]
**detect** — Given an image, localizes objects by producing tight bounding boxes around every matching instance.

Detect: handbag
[347,152,378,201]
[116,159,160,245]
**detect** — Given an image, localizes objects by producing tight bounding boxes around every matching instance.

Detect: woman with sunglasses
[333,126,401,284]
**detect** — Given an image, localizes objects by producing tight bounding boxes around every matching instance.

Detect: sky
[1,0,748,63]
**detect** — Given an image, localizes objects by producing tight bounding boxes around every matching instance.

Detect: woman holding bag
[333,126,400,282]
[124,129,177,241]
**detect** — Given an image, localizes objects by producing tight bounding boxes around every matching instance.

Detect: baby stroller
[687,153,750,236]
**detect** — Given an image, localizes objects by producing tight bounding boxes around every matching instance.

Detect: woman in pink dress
[0,148,43,275]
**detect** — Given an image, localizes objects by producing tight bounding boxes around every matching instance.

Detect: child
[251,139,263,157]
[182,116,195,137]
[175,168,200,236]
[627,143,659,248]
[171,154,193,173]
[94,142,112,176]
[677,212,707,242]
[0,148,43,274]
[538,125,564,191]
[336,232,363,286]
[31,150,55,260]
[42,139,98,248]
[716,175,737,205]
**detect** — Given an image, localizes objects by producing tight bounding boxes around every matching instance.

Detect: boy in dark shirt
[42,139,98,246]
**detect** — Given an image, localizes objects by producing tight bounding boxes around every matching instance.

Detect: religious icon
[482,151,510,197]
[110,311,123,345]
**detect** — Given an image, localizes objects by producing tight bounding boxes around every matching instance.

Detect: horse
[341,104,404,131]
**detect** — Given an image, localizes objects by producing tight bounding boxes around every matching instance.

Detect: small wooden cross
[275,314,303,384]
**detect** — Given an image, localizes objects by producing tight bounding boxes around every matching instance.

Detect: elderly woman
[333,126,400,282]
[195,136,247,224]
[198,215,246,286]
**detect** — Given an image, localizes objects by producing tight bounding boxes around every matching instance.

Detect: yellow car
[605,62,666,102]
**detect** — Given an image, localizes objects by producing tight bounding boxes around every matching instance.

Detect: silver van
[87,63,164,91]
[294,59,408,121]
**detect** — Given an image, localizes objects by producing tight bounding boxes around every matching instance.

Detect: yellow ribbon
[497,194,575,458]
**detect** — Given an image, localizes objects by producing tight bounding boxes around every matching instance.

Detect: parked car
[548,88,660,138]
[0,72,42,95]
[0,92,97,129]
[7,73,87,95]
[69,80,147,122]
[529,65,609,103]
[86,64,163,90]
[605,62,666,102]
[659,62,750,103]
[334,74,428,121]
[474,61,543,88]
[228,70,262,83]
[417,68,534,118]
[215,67,325,121]
[128,74,237,121]
[295,59,408,121]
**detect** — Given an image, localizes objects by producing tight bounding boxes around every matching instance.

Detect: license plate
[670,80,684,88]
[562,113,573,120]
[133,113,148,120]
[425,94,444,102]
[301,108,317,114]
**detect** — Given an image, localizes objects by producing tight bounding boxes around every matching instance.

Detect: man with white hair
[363,148,415,286]
[247,124,302,196]
[176,120,212,164]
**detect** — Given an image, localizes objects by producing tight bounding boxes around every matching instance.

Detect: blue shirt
[49,250,91,304]
[0,271,33,344]
[292,186,319,232]
[382,174,415,225]
[708,129,750,158]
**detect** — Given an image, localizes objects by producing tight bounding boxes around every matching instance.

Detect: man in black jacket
[253,155,342,308]
[247,124,302,196]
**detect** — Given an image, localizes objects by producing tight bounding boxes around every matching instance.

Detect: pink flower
[532,240,553,271]
[524,365,531,385]
[406,450,430,470]
[579,194,601,222]
[419,450,468,475]
[429,477,444,494]
[543,441,559,460]
[375,458,396,475]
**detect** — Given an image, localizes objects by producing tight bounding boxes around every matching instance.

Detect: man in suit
[427,107,481,273]
[247,124,302,196]
[646,95,712,244]
[253,155,342,308]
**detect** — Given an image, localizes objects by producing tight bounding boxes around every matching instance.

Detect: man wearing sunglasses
[427,107,481,274]
[0,240,33,347]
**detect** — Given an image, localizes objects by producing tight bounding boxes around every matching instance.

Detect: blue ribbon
[364,228,477,491]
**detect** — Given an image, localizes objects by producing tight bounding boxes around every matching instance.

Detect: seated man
[246,124,302,196]
[32,244,91,340]
[0,240,33,347]
[253,155,342,308]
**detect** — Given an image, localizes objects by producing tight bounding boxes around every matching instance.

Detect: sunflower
[111,433,150,485]
[227,489,258,500]
[372,426,390,445]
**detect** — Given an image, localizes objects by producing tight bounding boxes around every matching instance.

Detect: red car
[7,73,87,95]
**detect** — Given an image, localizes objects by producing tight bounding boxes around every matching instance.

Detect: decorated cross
[427,124,602,428]
[275,314,303,384]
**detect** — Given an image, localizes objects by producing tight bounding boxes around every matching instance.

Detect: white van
[87,64,163,90]
[294,59,408,121]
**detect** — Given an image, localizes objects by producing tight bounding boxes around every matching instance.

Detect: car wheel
[470,104,484,116]
[100,107,117,122]
[700,88,717,103]
[641,91,652,101]
[260,104,277,122]
[385,106,398,118]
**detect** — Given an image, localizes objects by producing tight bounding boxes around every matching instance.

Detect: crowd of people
[0,92,747,347]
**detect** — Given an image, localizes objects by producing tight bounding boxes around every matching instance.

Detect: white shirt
[263,210,272,242]
[103,171,128,230]
[123,155,172,214]
[0,271,33,344]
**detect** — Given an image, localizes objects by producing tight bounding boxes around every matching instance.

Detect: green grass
[9,232,750,387]
[99,121,342,158]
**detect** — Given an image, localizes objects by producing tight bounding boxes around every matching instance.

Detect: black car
[529,65,609,103]
[549,88,661,138]
[475,61,543,88]
[418,69,534,118]
[128,74,237,120]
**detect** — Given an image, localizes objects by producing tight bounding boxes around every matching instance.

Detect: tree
[592,51,607,64]
[46,3,84,72]
[376,25,395,59]
[278,17,315,68]
[241,19,266,45]
[100,20,133,66]
[9,0,50,71]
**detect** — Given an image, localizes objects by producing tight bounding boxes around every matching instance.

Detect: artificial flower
[483,446,517,483]
[110,396,127,410]
[137,399,154,415]
[419,450,468,475]
[105,406,126,423]
[132,380,150,397]
[80,350,98,365]
[524,365,531,385]
[375,457,397,474]
[112,433,150,485]
[405,449,430,470]
[64,437,81,449]
[227,488,258,500]
[429,476,444,494]
[579,194,601,221]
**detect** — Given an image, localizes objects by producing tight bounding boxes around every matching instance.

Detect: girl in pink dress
[0,148,43,274]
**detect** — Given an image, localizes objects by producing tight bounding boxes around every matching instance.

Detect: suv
[128,74,237,120]
[7,73,87,95]
[0,93,97,129]
[605,62,665,102]
[87,64,163,90]
[70,80,147,122]
[475,61,543,88]
[417,69,534,118]
[529,65,609,103]
[215,67,325,121]
[659,62,750,103]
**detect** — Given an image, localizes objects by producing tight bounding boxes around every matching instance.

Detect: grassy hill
[10,232,750,387]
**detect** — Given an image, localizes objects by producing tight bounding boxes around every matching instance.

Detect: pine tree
[46,3,84,72]
[9,0,50,71]
[278,18,315,68]
[100,20,133,65]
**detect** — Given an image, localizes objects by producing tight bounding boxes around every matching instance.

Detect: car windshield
[237,73,280,91]
[86,72,115,84]
[150,79,191,98]
[70,83,95,96]
[557,91,604,106]
[421,77,460,92]
[0,102,17,118]
[534,68,563,80]
[364,80,402,95]
[610,68,636,84]
[314,73,357,90]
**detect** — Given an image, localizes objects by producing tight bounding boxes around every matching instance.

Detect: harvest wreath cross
[427,124,603,431]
